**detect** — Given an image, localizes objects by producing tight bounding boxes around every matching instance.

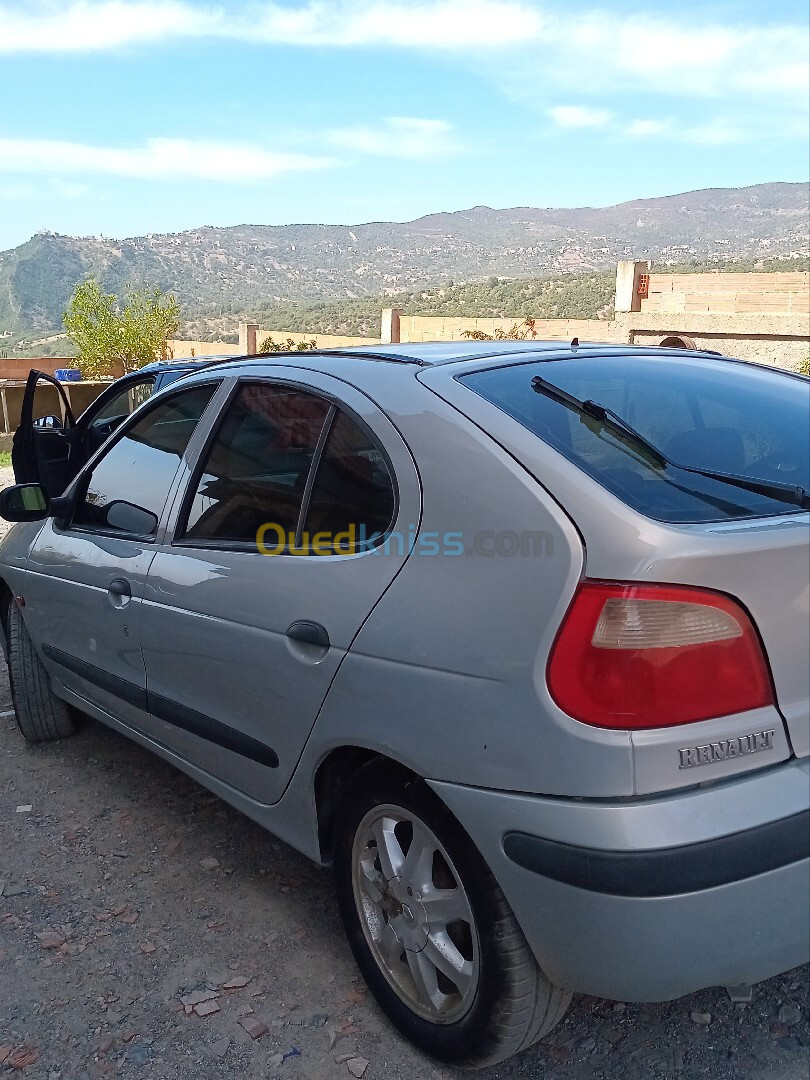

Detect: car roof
[322,340,728,367]
[160,340,805,385]
[164,340,806,399]
[190,341,737,377]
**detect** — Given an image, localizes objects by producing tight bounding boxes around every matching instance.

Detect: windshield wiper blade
[674,464,810,509]
[531,376,669,467]
[531,376,810,511]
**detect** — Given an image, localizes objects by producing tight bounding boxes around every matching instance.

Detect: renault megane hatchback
[0,341,807,1068]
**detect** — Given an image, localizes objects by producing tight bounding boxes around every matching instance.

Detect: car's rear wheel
[7,601,76,742]
[333,763,570,1068]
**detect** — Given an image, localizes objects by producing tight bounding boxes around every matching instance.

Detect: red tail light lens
[547,582,773,729]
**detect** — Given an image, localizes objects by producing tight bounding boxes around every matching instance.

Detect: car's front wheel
[333,763,570,1068]
[7,601,76,743]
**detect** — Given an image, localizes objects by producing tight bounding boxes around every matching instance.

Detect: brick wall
[0,357,124,381]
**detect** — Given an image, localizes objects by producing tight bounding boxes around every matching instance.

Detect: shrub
[258,335,318,353]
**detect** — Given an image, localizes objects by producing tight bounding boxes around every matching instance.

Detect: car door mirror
[104,500,159,536]
[0,483,50,521]
[0,483,72,524]
[33,414,63,430]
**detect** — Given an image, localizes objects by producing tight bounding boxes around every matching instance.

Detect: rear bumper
[430,760,810,1001]
[503,809,809,897]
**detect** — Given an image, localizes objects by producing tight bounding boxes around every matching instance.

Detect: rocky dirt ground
[0,473,807,1079]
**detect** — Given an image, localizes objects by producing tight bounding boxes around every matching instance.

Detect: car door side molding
[42,643,147,711]
[148,691,279,769]
[41,644,279,769]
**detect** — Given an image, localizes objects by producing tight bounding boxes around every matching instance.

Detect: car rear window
[461,355,810,523]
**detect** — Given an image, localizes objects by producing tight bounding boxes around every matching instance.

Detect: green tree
[63,278,180,378]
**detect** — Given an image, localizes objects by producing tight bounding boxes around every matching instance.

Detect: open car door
[11,371,77,499]
[12,369,158,499]
[75,371,155,459]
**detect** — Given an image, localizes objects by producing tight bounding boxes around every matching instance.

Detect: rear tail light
[547,582,773,729]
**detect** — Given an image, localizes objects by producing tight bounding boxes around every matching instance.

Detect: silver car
[0,341,808,1068]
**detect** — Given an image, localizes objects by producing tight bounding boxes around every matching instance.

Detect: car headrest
[665,427,747,474]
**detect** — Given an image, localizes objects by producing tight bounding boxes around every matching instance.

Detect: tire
[333,762,571,1068]
[7,601,76,743]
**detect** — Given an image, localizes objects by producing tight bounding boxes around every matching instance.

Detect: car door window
[303,409,395,548]
[181,382,332,545]
[71,384,218,538]
[89,377,155,426]
[83,376,157,453]
[179,381,396,553]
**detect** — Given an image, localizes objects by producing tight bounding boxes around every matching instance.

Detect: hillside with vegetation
[3,255,807,358]
[0,182,806,354]
[213,255,808,340]
[247,271,617,338]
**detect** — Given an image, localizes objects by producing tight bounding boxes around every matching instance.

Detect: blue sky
[0,0,808,251]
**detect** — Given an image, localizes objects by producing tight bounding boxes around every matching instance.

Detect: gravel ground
[0,473,808,1079]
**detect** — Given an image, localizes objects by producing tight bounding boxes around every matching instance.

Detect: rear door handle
[286,620,329,648]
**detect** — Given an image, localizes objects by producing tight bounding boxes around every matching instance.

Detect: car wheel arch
[314,747,424,864]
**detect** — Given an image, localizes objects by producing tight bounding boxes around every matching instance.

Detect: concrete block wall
[167,339,241,358]
[255,330,376,350]
[399,315,621,343]
[644,272,809,316]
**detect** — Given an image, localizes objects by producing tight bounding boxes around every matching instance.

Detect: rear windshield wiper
[531,376,810,511]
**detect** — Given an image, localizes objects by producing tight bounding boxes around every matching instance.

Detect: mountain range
[0,181,807,344]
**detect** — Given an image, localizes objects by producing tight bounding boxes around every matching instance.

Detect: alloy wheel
[351,803,480,1024]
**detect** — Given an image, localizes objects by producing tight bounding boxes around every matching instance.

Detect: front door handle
[107,578,132,605]
[286,620,329,648]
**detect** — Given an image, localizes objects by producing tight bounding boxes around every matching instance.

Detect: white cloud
[625,119,671,138]
[0,1,216,52]
[250,0,544,47]
[0,137,336,181]
[328,117,458,159]
[546,105,612,129]
[0,0,542,52]
[550,110,750,145]
[2,2,806,145]
[678,119,746,146]
[496,10,808,138]
[1,0,805,108]
[537,14,809,101]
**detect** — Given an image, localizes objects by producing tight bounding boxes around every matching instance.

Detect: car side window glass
[90,378,155,427]
[71,384,218,538]
[303,410,395,549]
[181,383,332,545]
